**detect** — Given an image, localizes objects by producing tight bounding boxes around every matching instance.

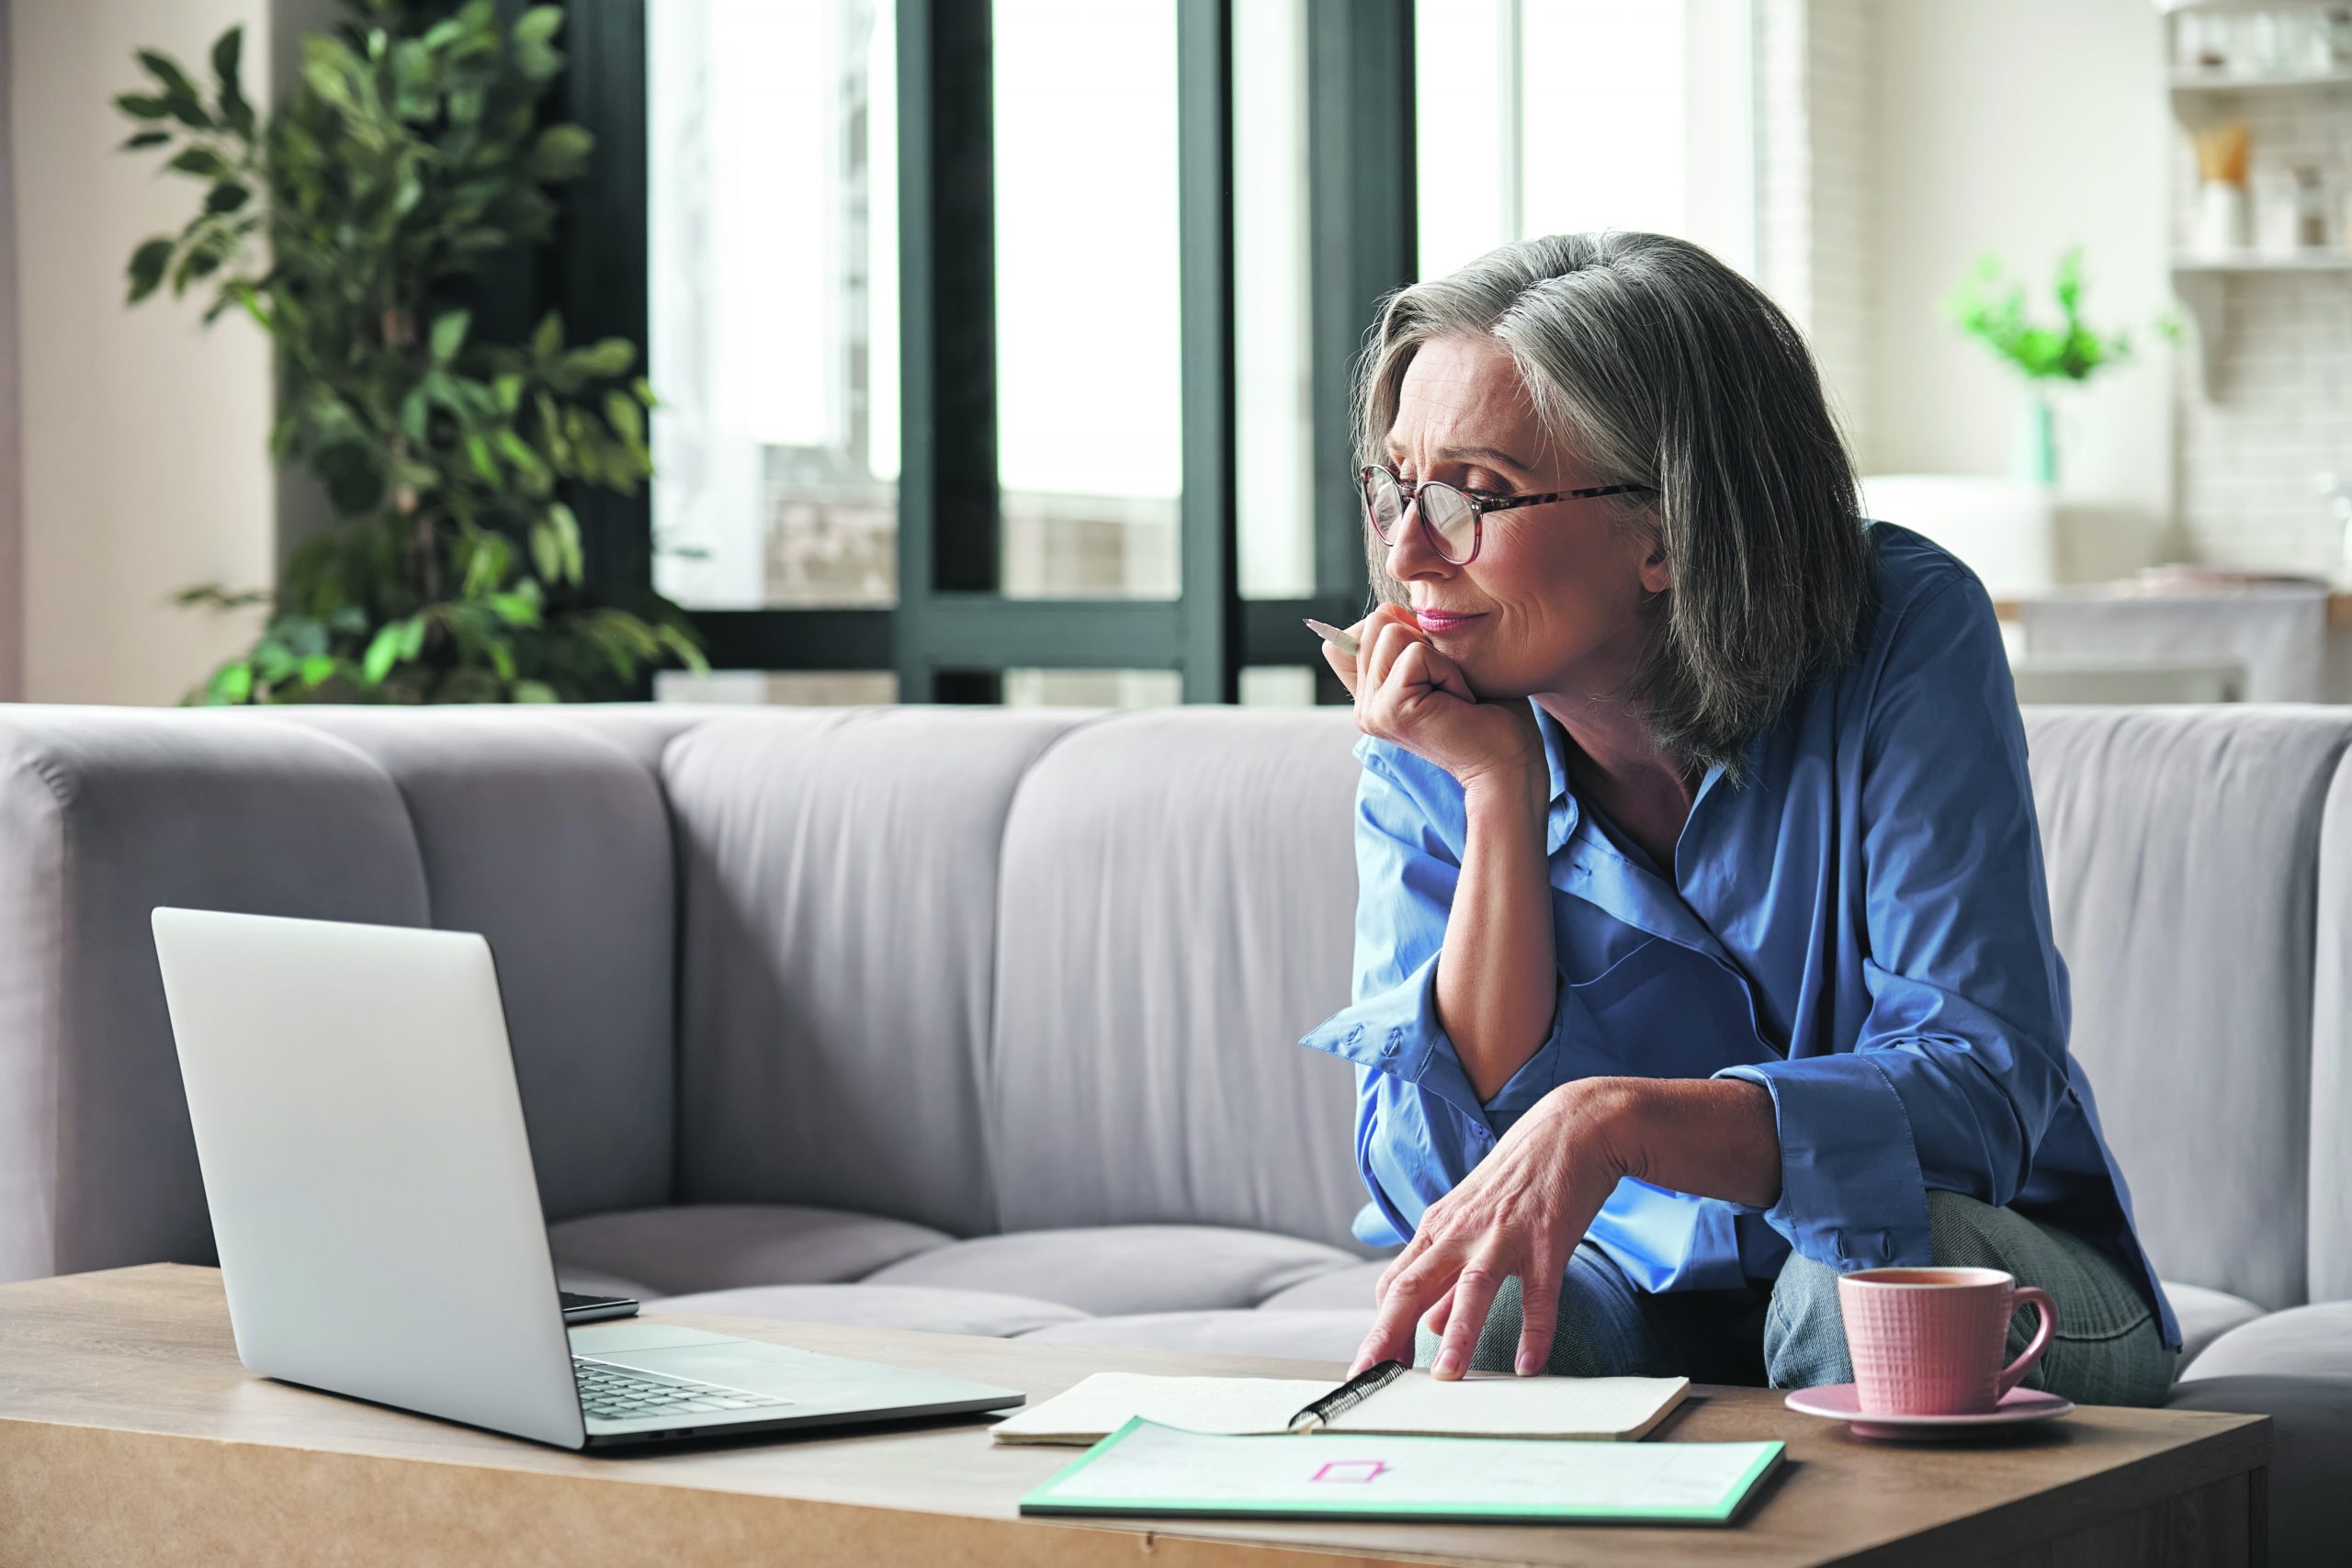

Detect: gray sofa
[2,701,2347,1558]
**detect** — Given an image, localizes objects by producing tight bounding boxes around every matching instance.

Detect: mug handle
[1995,1285,2059,1398]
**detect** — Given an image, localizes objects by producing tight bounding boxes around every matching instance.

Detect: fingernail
[1434,1350,1460,1379]
[1516,1351,1540,1377]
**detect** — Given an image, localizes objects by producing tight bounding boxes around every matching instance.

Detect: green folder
[1019,1418,1784,1527]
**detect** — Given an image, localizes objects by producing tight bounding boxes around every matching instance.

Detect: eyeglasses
[1360,464,1656,566]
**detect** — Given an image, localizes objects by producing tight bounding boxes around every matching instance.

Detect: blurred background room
[2,0,2349,710]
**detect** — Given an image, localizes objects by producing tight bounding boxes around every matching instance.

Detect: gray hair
[1354,231,1871,775]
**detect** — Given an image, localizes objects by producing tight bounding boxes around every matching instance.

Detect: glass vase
[2013,391,2059,489]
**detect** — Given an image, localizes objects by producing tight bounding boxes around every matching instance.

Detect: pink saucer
[1783,1382,2075,1440]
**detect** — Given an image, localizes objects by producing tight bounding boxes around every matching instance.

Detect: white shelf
[2170,66,2352,91]
[2173,251,2352,272]
[2158,0,2340,14]
[2170,256,2352,399]
[2162,2,2352,400]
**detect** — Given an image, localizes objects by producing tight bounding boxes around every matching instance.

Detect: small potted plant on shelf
[114,0,705,704]
[1942,246,2177,491]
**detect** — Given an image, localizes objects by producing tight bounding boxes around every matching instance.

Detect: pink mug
[1837,1266,2058,1415]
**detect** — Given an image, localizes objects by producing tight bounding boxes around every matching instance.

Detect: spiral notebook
[989,1369,1690,1446]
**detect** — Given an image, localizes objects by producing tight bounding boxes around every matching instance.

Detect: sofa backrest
[3,700,2346,1308]
[2023,706,2352,1311]
[986,707,1368,1250]
[0,705,682,1284]
[658,705,1091,1238]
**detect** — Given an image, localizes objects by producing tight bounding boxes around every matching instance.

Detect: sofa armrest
[0,709,427,1282]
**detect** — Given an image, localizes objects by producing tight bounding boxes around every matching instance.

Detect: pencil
[1304,618,1359,658]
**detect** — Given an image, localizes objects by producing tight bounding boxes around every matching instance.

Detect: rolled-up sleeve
[1299,739,1570,1246]
[1715,574,2073,1272]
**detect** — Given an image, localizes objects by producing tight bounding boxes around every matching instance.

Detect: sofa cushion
[2177,1301,2352,1382]
[863,1225,1362,1315]
[547,1204,953,1296]
[1020,1310,1367,1364]
[2165,1280,2269,1371]
[2023,707,2352,1311]
[2165,1374,2352,1568]
[662,707,1092,1235]
[252,709,679,1224]
[1257,1259,1390,1311]
[1271,1269,2262,1357]
[987,708,1374,1249]
[651,1283,1089,1338]
[2312,758,2352,1302]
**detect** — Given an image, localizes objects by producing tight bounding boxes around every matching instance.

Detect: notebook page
[990,1373,1335,1444]
[1327,1371,1689,1439]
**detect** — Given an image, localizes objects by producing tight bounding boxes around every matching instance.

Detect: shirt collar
[1528,696,1763,822]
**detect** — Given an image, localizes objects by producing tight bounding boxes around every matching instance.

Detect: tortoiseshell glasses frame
[1360,464,1657,566]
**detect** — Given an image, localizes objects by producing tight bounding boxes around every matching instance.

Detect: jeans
[1413,1191,2178,1407]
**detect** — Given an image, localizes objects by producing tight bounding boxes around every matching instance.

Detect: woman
[1299,231,2177,1403]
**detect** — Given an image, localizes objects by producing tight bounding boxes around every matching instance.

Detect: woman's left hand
[1350,1079,1635,1380]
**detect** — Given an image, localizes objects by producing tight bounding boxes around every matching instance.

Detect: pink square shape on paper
[1310,1460,1388,1483]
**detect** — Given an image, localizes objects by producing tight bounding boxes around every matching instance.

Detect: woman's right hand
[1323,604,1544,795]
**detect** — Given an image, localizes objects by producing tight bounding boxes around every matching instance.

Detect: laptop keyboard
[572,1356,791,1422]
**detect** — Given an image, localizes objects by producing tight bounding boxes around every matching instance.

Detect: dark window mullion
[1306,0,1415,637]
[555,0,653,615]
[1177,0,1239,703]
[896,0,1002,700]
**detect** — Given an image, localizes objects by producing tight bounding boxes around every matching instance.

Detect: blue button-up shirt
[1298,524,2179,1348]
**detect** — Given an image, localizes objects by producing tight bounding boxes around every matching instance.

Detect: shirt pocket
[1562,939,1780,1082]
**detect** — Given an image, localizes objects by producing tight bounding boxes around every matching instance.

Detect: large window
[648,0,899,610]
[1413,0,1758,281]
[568,3,1415,706]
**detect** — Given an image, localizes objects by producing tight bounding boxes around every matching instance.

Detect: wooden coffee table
[0,1265,2267,1566]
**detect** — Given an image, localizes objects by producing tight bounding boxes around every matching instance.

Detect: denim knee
[1761,1247,1853,1390]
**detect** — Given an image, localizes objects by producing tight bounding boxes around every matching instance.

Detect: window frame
[558,0,1414,705]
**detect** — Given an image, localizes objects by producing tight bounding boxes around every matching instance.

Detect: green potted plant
[1942,247,2175,490]
[115,0,705,704]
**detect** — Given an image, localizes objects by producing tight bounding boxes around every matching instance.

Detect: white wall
[8,0,277,705]
[1754,0,1879,465]
[1862,0,2176,536]
[0,0,22,703]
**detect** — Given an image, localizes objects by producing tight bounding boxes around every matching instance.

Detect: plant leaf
[513,6,565,49]
[166,145,232,180]
[488,591,541,627]
[119,129,173,151]
[362,624,404,683]
[205,182,250,215]
[529,521,561,582]
[525,123,594,184]
[127,237,175,303]
[136,50,200,103]
[114,93,171,121]
[429,309,470,365]
[548,501,584,582]
[565,338,636,378]
[209,27,254,138]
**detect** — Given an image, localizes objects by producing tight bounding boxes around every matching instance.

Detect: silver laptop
[151,907,1024,1450]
